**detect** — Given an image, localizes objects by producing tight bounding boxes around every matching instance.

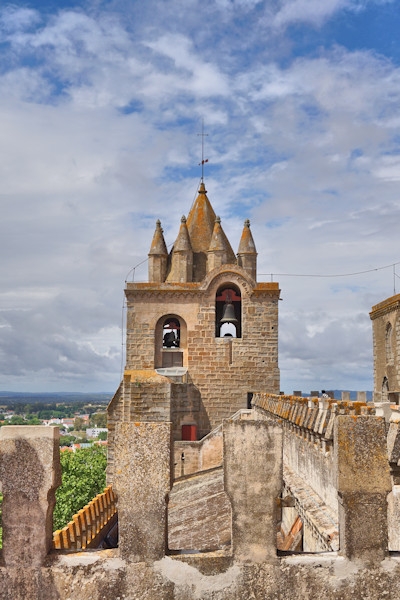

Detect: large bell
[220,301,238,325]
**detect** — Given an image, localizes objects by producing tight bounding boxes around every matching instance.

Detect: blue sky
[0,0,399,393]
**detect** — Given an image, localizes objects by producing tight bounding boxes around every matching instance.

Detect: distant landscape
[0,390,373,404]
[0,391,112,404]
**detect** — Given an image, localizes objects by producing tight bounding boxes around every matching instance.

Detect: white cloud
[0,2,399,392]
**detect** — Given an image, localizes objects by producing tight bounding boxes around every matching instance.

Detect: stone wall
[251,393,383,553]
[124,267,280,437]
[173,424,223,478]
[2,416,400,600]
[370,293,400,399]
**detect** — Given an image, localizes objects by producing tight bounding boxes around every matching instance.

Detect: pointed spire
[166,215,193,283]
[186,183,216,254]
[173,216,192,252]
[148,220,168,282]
[186,182,217,281]
[237,219,257,281]
[149,220,168,256]
[238,219,257,254]
[207,216,236,273]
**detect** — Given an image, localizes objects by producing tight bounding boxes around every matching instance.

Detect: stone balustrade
[252,393,375,447]
[53,485,117,550]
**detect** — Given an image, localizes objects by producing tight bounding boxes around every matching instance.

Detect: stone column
[0,426,61,567]
[335,415,391,562]
[223,419,282,563]
[113,422,172,561]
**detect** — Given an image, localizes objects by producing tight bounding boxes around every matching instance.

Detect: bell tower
[108,180,280,460]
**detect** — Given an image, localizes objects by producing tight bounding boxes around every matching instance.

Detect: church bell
[220,301,238,325]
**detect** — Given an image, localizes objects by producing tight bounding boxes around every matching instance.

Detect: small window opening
[386,322,394,366]
[163,318,180,348]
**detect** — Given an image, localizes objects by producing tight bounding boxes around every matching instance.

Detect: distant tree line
[0,401,109,418]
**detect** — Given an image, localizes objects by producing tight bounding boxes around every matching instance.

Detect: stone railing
[252,393,381,553]
[252,393,375,449]
[53,485,117,550]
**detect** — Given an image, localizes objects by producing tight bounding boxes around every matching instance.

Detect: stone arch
[199,265,255,299]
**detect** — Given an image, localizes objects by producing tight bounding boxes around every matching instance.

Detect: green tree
[97,431,108,441]
[4,416,26,425]
[73,416,85,431]
[90,412,107,428]
[53,445,107,531]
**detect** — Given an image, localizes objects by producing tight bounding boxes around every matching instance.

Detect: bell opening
[215,286,241,338]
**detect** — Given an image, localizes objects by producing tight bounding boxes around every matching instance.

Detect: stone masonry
[107,180,280,475]
[370,293,400,401]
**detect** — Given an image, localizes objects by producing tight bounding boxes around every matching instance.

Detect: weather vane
[197,119,208,182]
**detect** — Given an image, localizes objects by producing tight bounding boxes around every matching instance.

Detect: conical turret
[148,219,168,282]
[237,219,257,281]
[207,216,236,272]
[186,182,216,281]
[166,216,193,282]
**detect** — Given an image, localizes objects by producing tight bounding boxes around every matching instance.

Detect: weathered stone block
[223,419,282,563]
[0,426,61,568]
[113,422,172,561]
[335,416,391,562]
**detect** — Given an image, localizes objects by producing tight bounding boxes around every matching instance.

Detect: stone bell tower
[107,180,280,470]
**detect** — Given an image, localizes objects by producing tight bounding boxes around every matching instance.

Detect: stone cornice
[370,294,400,320]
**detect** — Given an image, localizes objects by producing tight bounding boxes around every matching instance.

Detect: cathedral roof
[148,220,168,256]
[237,219,257,255]
[186,182,216,253]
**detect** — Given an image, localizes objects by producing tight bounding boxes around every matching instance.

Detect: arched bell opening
[215,285,241,338]
[154,314,187,369]
[163,318,180,348]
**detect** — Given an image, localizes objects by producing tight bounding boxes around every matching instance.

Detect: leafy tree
[90,412,107,428]
[59,435,76,447]
[53,445,107,531]
[73,417,86,431]
[4,416,26,425]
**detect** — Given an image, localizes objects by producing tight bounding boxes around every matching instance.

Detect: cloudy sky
[0,0,399,394]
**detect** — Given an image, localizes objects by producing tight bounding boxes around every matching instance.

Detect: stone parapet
[252,393,375,447]
[1,422,400,598]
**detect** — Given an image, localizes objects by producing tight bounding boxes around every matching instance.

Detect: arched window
[382,376,389,402]
[154,315,186,369]
[215,286,241,338]
[386,322,394,366]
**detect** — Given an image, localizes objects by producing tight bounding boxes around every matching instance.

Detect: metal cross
[197,119,209,181]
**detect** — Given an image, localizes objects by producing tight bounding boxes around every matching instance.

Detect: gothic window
[215,286,241,338]
[386,322,394,366]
